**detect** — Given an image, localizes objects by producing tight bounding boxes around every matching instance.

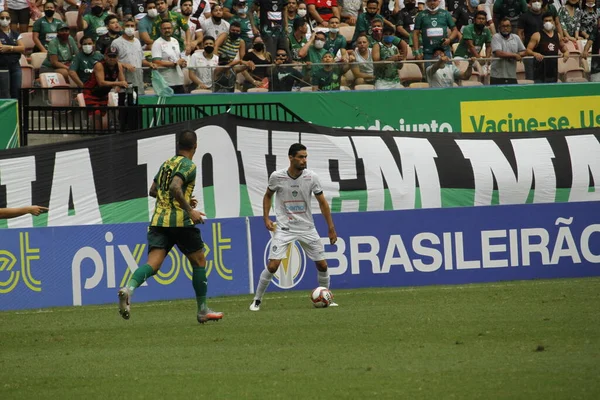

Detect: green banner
[139,83,600,133]
[0,100,19,149]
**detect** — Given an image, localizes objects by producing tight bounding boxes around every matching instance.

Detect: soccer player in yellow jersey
[118,130,223,324]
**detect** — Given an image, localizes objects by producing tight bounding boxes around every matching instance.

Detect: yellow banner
[460,95,600,133]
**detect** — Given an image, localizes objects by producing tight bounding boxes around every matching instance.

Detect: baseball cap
[105,46,119,57]
[57,23,69,31]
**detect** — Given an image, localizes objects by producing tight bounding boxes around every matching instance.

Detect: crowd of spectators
[0,0,598,99]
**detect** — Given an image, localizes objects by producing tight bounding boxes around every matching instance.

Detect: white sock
[254,269,274,301]
[318,269,330,289]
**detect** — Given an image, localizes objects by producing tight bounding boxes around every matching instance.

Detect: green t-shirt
[32,17,63,49]
[414,9,455,55]
[137,15,154,35]
[288,32,307,62]
[367,35,402,48]
[311,65,343,91]
[69,51,104,83]
[352,12,384,44]
[375,42,400,82]
[151,11,189,51]
[83,12,110,41]
[230,15,254,47]
[306,46,327,65]
[325,34,347,57]
[151,156,197,228]
[42,36,79,67]
[454,24,492,58]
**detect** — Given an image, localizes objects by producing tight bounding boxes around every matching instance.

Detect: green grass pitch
[1,277,599,399]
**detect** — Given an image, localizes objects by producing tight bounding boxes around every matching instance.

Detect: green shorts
[147,226,205,255]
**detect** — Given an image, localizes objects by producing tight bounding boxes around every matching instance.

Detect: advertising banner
[0,115,598,228]
[0,218,250,311]
[249,201,600,292]
[139,83,600,133]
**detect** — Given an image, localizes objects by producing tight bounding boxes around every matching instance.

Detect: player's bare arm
[149,181,158,198]
[263,188,276,231]
[315,193,337,245]
[0,206,48,219]
[170,176,205,224]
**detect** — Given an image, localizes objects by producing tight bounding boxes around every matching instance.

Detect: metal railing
[18,87,304,146]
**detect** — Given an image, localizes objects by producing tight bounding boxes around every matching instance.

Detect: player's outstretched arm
[263,188,276,231]
[315,193,337,245]
[0,206,48,219]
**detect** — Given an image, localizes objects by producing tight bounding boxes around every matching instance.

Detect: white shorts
[268,228,325,262]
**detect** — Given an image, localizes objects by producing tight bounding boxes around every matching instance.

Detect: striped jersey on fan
[150,156,196,227]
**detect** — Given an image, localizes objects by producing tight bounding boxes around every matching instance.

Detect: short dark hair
[366,0,379,5]
[80,35,93,45]
[44,1,55,8]
[179,130,197,151]
[230,21,241,28]
[315,31,326,39]
[146,0,156,6]
[293,17,306,31]
[203,35,215,43]
[383,25,395,35]
[104,15,119,25]
[475,10,487,19]
[499,17,512,25]
[288,143,306,156]
[180,0,193,5]
[542,11,554,20]
[160,19,173,27]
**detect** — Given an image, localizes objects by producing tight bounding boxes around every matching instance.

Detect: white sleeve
[268,173,279,192]
[312,173,323,195]
[484,0,494,22]
[151,39,162,59]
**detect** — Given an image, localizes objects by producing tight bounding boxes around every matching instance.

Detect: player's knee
[267,260,281,274]
[315,261,327,272]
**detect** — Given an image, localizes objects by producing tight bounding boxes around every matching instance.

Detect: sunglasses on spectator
[0,17,10,20]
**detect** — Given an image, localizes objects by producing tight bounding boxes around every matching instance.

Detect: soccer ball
[311,287,333,308]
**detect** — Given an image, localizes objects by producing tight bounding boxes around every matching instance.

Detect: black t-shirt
[591,28,600,74]
[517,11,543,47]
[272,65,303,91]
[453,5,477,33]
[256,0,287,32]
[447,0,466,14]
[118,0,145,16]
[534,30,560,82]
[96,33,121,57]
[243,51,273,79]
[0,30,21,66]
[395,8,419,31]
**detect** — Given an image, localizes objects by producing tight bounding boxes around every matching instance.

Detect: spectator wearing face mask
[0,9,24,99]
[373,25,405,89]
[41,24,78,81]
[527,12,569,83]
[200,5,230,44]
[69,36,104,88]
[112,17,156,95]
[215,21,246,61]
[325,16,348,61]
[454,11,492,60]
[580,2,599,39]
[77,0,110,41]
[518,0,544,80]
[395,0,419,42]
[453,0,481,39]
[288,17,308,62]
[188,35,219,91]
[352,0,387,45]
[241,36,272,91]
[298,30,327,71]
[229,0,255,48]
[32,1,62,53]
[138,0,159,48]
[558,0,583,44]
[413,0,458,62]
[96,15,122,56]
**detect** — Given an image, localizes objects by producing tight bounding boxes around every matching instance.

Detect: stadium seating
[247,88,269,93]
[20,55,35,89]
[30,52,47,70]
[339,26,355,43]
[299,86,313,92]
[190,89,212,94]
[409,82,429,88]
[460,80,483,87]
[354,84,375,90]
[39,72,71,106]
[516,61,526,80]
[20,32,35,54]
[399,63,423,85]
[559,57,585,81]
[65,11,78,30]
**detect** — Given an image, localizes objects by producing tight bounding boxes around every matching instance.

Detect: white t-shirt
[188,50,219,88]
[200,18,230,41]
[426,63,461,88]
[111,36,144,67]
[151,37,184,86]
[268,168,323,232]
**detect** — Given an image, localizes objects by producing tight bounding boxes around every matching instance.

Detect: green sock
[192,267,208,312]
[127,264,156,293]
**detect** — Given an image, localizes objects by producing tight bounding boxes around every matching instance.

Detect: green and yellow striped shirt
[150,156,196,227]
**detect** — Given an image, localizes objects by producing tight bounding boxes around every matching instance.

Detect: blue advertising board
[250,202,600,292]
[0,219,250,311]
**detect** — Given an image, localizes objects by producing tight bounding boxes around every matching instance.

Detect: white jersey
[268,168,323,232]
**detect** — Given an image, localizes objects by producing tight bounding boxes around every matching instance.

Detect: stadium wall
[138,83,600,133]
[0,100,19,149]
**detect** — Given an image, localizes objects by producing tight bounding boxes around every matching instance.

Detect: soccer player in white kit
[249,143,338,311]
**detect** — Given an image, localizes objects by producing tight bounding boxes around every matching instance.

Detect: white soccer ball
[311,287,333,308]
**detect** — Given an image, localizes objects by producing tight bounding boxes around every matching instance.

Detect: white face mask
[124,27,135,36]
[531,1,542,11]
[586,2,595,7]
[82,44,94,54]
[96,26,108,36]
[543,21,554,31]
[314,39,325,49]
[147,9,158,18]
[238,6,248,14]
[329,27,339,34]
[0,19,10,28]
[426,5,440,12]
[297,9,307,17]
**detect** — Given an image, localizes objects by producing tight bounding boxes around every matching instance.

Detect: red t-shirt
[306,0,338,22]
